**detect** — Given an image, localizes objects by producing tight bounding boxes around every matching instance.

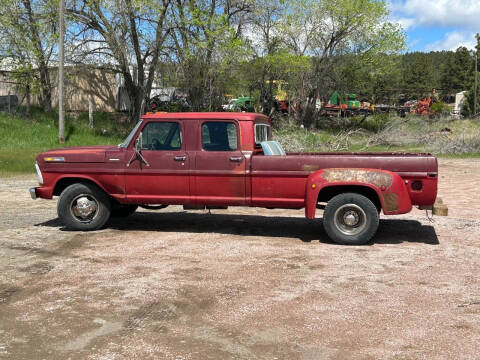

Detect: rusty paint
[322,169,393,189]
[301,164,319,172]
[382,193,399,212]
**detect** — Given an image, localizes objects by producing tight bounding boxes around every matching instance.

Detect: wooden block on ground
[433,203,448,216]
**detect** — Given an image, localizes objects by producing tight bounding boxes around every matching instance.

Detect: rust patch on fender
[301,164,319,172]
[382,193,399,212]
[322,169,393,189]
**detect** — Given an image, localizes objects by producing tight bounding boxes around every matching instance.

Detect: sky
[389,0,480,52]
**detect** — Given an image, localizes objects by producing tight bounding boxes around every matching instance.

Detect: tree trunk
[23,0,52,113]
[302,89,317,129]
[88,96,94,128]
[127,85,144,123]
[26,84,31,120]
[39,65,52,112]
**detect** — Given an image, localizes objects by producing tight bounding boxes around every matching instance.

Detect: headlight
[35,162,43,185]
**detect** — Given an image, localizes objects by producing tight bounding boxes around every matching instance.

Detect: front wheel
[323,193,379,245]
[57,183,111,231]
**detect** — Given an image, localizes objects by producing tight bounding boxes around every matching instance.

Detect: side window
[202,122,237,151]
[255,123,271,144]
[141,122,181,150]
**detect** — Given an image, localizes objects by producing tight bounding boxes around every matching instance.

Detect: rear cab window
[201,121,238,151]
[255,123,272,145]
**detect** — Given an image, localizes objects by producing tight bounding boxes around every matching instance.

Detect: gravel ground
[0,159,479,359]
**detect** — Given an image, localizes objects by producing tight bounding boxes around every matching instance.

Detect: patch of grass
[0,108,124,175]
[439,152,480,158]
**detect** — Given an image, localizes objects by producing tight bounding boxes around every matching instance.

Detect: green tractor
[231,97,254,112]
[328,91,360,108]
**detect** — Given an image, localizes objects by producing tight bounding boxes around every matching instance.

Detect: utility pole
[58,0,65,143]
[475,52,478,117]
[475,33,479,117]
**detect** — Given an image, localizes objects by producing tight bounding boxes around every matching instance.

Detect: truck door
[194,120,246,205]
[125,120,190,204]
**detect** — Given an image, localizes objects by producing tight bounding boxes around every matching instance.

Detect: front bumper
[29,187,37,200]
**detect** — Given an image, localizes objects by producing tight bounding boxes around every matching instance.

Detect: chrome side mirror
[128,133,150,167]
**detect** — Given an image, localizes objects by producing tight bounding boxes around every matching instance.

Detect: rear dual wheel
[323,193,379,245]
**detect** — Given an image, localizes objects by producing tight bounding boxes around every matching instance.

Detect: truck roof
[141,112,269,122]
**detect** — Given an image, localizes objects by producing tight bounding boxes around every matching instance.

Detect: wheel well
[317,185,381,211]
[53,178,104,197]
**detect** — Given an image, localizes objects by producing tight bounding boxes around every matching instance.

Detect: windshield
[119,120,143,148]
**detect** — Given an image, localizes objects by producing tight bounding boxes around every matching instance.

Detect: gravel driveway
[0,159,479,359]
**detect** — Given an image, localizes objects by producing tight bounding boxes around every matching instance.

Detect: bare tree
[67,0,171,122]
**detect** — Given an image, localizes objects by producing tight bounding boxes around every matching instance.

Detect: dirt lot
[0,159,479,360]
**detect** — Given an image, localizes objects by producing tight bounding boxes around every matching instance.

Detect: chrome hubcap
[71,195,98,223]
[334,204,367,236]
[343,211,359,226]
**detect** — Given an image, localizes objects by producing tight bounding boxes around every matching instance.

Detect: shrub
[351,113,390,133]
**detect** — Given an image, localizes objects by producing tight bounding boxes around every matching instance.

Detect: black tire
[111,204,138,217]
[323,193,379,245]
[57,183,111,231]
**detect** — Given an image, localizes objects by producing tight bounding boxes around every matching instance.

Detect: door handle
[174,155,186,161]
[229,156,243,162]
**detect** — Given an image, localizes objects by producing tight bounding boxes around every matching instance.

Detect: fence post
[88,96,94,129]
[8,91,11,114]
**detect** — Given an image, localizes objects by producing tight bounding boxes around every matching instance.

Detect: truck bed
[250,152,438,208]
[252,152,437,175]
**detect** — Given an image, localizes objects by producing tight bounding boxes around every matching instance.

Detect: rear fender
[305,168,412,219]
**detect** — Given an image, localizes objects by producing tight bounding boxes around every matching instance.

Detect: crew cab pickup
[30,112,447,245]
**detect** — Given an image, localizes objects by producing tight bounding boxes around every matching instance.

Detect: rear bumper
[29,187,37,200]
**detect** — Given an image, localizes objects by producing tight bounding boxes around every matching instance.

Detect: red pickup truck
[30,112,447,245]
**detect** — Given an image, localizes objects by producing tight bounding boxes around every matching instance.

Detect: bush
[431,101,450,115]
[351,113,390,133]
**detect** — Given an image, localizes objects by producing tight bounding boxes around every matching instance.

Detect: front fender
[40,173,113,199]
[305,168,412,219]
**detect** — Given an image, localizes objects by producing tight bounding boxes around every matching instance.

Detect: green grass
[0,108,125,176]
[438,152,480,158]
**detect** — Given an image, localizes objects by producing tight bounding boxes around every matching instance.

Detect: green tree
[462,35,480,117]
[244,0,284,112]
[280,0,405,127]
[167,0,251,110]
[441,46,474,92]
[0,0,57,112]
